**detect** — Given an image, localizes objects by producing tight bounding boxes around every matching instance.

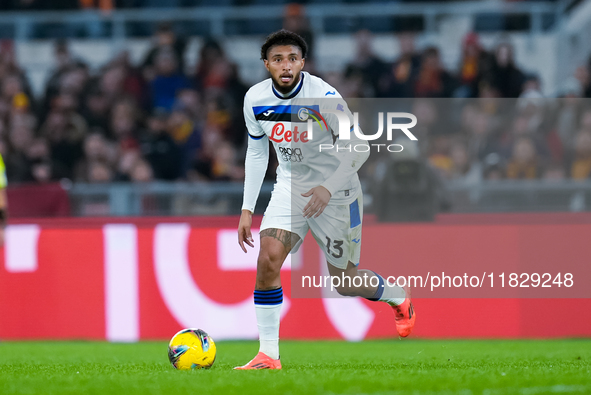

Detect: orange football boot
[391,288,416,337]
[234,352,282,370]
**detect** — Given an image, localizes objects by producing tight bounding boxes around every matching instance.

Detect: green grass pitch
[0,340,590,394]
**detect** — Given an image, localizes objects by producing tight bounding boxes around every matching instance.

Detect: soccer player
[236,30,415,370]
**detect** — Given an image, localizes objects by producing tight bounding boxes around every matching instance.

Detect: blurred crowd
[0,3,591,187]
[333,29,591,183]
[0,24,248,185]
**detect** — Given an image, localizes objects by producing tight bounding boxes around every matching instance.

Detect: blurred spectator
[380,33,420,98]
[551,85,583,162]
[129,159,154,183]
[283,4,314,62]
[0,41,35,110]
[44,41,83,110]
[110,99,140,151]
[87,160,113,183]
[139,111,182,180]
[429,138,481,184]
[150,47,191,111]
[210,141,244,181]
[142,23,187,77]
[195,39,225,90]
[39,106,86,179]
[175,88,205,123]
[74,132,117,182]
[413,46,457,97]
[506,137,541,179]
[6,115,35,182]
[488,41,526,98]
[26,137,54,183]
[167,106,201,176]
[496,95,552,161]
[448,140,481,183]
[2,73,33,114]
[344,30,387,98]
[569,130,591,180]
[428,134,453,177]
[482,153,505,181]
[111,51,150,110]
[81,85,110,131]
[456,32,491,98]
[521,74,543,98]
[461,105,498,161]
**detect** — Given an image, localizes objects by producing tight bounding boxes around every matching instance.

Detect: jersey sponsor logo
[278,146,303,162]
[270,123,310,143]
[325,91,336,96]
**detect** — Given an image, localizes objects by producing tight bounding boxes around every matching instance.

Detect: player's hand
[238,209,254,253]
[301,186,332,218]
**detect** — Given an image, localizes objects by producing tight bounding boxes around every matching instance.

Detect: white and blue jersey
[241,71,369,268]
[242,71,368,212]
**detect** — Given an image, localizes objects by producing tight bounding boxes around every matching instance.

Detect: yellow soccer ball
[168,328,217,370]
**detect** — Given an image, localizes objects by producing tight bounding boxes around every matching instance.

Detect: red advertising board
[0,214,590,341]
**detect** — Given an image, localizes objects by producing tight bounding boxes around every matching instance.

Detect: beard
[272,71,301,95]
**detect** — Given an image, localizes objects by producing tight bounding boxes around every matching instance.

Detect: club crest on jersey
[297,107,309,121]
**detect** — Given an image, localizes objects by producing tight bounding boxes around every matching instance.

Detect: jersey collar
[272,72,305,100]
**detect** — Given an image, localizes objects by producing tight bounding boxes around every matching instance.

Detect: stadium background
[1,0,591,341]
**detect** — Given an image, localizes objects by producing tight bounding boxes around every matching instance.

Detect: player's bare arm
[238,209,255,253]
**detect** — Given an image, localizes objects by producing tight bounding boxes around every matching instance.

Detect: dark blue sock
[366,272,385,302]
[254,287,283,306]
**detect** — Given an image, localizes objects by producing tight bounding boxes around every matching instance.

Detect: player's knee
[257,252,282,280]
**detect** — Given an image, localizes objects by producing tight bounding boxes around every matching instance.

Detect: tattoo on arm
[259,228,300,252]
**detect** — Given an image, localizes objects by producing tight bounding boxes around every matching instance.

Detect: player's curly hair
[260,29,308,60]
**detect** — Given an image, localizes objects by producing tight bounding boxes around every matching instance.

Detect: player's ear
[264,59,270,72]
[301,57,305,69]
